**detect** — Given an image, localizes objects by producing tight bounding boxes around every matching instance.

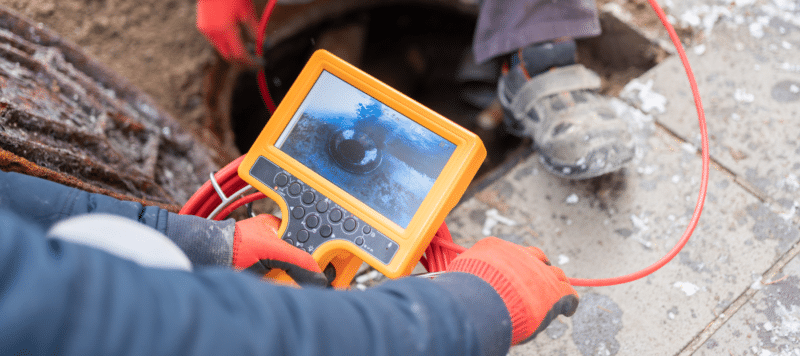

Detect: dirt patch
[0,0,683,211]
[0,0,215,155]
[0,8,217,207]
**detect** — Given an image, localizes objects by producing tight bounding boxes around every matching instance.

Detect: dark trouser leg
[472,0,600,64]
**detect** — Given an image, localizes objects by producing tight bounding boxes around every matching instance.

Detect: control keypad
[249,156,399,264]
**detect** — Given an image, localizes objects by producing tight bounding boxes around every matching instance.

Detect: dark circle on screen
[327,129,382,174]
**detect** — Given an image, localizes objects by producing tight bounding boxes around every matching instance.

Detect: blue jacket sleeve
[0,170,233,266]
[0,209,510,356]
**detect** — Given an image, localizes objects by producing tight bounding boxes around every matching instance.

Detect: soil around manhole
[0,0,680,211]
[0,6,216,208]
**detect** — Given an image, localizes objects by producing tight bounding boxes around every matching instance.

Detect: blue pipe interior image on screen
[277,70,456,229]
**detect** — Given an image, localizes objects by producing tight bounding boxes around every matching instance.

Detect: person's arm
[0,209,505,356]
[0,170,234,266]
[0,171,323,281]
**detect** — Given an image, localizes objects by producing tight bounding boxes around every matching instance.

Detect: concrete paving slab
[446,118,799,355]
[625,0,800,209]
[693,248,800,356]
[439,2,800,354]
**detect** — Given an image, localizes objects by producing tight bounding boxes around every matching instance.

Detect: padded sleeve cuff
[165,213,235,267]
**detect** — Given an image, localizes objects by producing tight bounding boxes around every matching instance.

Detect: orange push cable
[423,0,709,287]
[183,0,708,288]
[568,0,708,287]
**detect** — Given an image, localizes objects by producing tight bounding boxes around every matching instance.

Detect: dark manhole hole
[226,5,667,185]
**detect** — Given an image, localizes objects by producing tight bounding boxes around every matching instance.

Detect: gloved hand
[233,214,328,287]
[447,237,579,344]
[196,0,258,63]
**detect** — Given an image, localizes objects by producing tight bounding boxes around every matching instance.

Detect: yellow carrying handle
[263,251,365,289]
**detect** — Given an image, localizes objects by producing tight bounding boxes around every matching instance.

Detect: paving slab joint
[652,121,774,205]
[675,236,800,355]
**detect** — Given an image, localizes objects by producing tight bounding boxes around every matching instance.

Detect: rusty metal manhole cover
[0,7,216,210]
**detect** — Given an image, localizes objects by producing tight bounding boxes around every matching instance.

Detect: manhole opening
[227,5,667,179]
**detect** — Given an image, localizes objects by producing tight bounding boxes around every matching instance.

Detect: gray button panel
[249,156,399,264]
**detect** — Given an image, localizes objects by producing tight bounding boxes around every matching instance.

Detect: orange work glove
[233,214,328,287]
[447,237,579,344]
[196,0,258,63]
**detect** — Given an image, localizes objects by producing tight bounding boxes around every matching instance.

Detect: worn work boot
[498,40,634,180]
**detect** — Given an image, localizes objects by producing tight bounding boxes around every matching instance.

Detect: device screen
[276,70,456,229]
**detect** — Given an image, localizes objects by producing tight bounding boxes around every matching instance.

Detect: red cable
[424,0,709,287]
[180,155,246,216]
[213,192,267,221]
[181,0,280,220]
[565,0,708,287]
[183,0,708,288]
[256,0,278,114]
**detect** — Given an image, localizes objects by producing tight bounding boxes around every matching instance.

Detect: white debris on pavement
[637,165,657,175]
[773,301,800,338]
[679,11,701,28]
[673,281,700,296]
[600,2,632,23]
[693,44,707,55]
[778,174,800,191]
[671,4,732,35]
[630,213,653,248]
[557,254,570,266]
[631,213,649,232]
[633,236,653,249]
[666,0,800,46]
[779,62,800,72]
[749,21,765,38]
[565,193,579,205]
[734,88,755,103]
[482,208,517,236]
[779,201,799,221]
[751,274,763,290]
[734,0,757,6]
[620,79,667,114]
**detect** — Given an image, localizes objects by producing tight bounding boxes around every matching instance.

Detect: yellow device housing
[239,50,486,288]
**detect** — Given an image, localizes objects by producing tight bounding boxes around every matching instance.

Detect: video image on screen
[277,71,456,229]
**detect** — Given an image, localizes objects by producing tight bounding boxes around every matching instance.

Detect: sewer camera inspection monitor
[239,50,485,287]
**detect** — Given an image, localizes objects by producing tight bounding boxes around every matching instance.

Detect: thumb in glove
[233,214,328,287]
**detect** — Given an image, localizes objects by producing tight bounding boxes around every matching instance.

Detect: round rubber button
[316,200,329,213]
[283,237,294,245]
[292,206,305,220]
[362,225,371,234]
[343,218,357,232]
[355,236,364,246]
[302,191,316,205]
[329,208,343,222]
[306,215,320,229]
[320,225,332,237]
[297,230,310,243]
[274,173,289,187]
[288,182,302,196]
